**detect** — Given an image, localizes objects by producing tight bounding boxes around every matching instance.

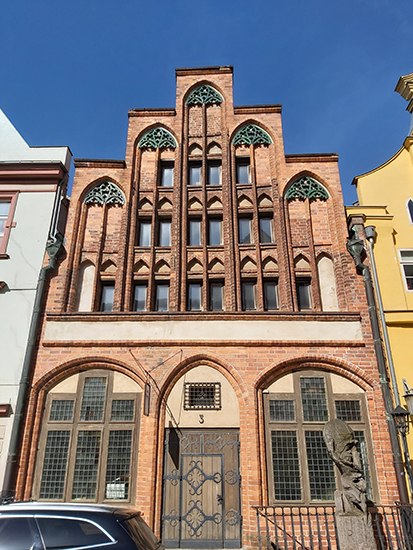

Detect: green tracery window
[138,127,177,150]
[285,176,329,201]
[232,124,272,146]
[84,182,125,206]
[186,84,223,106]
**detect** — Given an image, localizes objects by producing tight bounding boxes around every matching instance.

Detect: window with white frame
[0,194,17,255]
[400,250,413,290]
[264,371,374,504]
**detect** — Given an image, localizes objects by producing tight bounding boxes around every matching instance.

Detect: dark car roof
[0,502,140,517]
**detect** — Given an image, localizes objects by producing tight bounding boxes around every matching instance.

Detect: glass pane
[271,431,301,500]
[0,200,10,217]
[335,400,362,422]
[39,431,70,499]
[188,283,202,310]
[354,430,372,499]
[400,250,413,261]
[404,265,413,289]
[160,163,174,187]
[105,430,132,500]
[296,280,311,310]
[189,219,201,245]
[80,377,107,421]
[133,284,147,311]
[100,284,114,312]
[111,399,135,421]
[259,217,273,243]
[0,518,37,549]
[269,400,295,422]
[300,377,328,422]
[120,515,161,550]
[239,218,252,244]
[264,281,278,310]
[155,284,169,311]
[242,282,256,310]
[207,162,221,185]
[37,518,110,548]
[236,160,250,184]
[0,200,10,237]
[189,163,201,186]
[159,220,171,246]
[210,283,223,311]
[72,430,101,499]
[208,219,222,245]
[49,400,74,421]
[305,430,336,500]
[138,221,151,246]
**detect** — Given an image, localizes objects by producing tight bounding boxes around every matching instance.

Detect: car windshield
[119,514,163,550]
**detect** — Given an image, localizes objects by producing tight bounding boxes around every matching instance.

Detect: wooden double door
[162,429,241,548]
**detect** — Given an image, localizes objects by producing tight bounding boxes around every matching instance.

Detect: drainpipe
[347,230,410,504]
[1,232,65,500]
[364,226,401,406]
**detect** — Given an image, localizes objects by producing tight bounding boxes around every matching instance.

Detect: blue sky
[1,0,411,204]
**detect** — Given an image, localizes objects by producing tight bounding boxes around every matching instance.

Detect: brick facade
[17,67,398,549]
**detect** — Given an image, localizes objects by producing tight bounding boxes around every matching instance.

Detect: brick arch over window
[29,363,144,504]
[260,364,377,504]
[137,125,177,150]
[83,179,126,206]
[184,81,225,106]
[231,122,273,146]
[284,174,329,202]
[158,355,246,412]
[186,84,223,106]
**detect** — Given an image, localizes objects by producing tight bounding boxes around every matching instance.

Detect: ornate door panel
[162,429,241,548]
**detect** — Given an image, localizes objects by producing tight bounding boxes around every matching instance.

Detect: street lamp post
[392,405,413,496]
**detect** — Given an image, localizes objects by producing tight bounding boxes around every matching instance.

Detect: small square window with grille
[335,400,362,422]
[269,400,295,422]
[49,400,74,422]
[184,382,221,410]
[111,400,135,421]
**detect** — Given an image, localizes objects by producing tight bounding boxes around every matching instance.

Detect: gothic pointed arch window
[35,370,142,502]
[263,370,375,504]
[232,124,272,147]
[285,176,329,202]
[186,84,223,106]
[138,127,177,150]
[84,181,125,206]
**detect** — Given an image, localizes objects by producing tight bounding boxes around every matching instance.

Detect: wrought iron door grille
[184,382,221,410]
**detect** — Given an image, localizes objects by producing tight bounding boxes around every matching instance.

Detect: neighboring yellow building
[347,72,413,458]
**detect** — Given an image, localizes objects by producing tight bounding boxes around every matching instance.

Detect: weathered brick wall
[17,67,399,548]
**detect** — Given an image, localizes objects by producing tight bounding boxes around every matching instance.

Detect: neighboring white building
[0,110,71,496]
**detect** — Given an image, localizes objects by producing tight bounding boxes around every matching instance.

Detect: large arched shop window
[35,370,141,502]
[263,370,375,504]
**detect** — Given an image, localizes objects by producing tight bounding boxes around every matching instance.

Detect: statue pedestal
[335,513,376,550]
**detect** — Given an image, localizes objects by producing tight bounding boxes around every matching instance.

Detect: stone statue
[323,419,376,549]
[323,418,367,514]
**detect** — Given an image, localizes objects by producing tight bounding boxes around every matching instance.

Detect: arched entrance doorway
[162,364,241,548]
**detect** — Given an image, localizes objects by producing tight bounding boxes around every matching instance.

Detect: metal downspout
[360,263,409,503]
[1,234,64,500]
[366,236,401,406]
